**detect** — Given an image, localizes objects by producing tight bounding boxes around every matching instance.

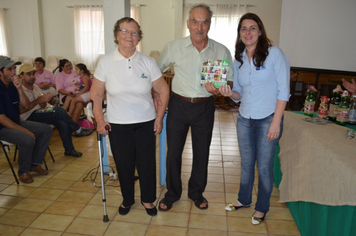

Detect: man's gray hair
[188,3,213,22]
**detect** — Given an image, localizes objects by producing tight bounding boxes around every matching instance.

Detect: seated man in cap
[0,56,52,183]
[18,64,94,158]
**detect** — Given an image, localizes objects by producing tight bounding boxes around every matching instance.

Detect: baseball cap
[18,64,36,75]
[0,56,21,69]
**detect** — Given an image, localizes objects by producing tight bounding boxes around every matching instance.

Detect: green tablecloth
[273,113,356,236]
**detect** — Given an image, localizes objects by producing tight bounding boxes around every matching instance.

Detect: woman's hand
[267,120,280,141]
[97,120,110,135]
[154,119,163,135]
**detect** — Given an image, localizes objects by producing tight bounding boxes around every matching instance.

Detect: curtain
[182,4,248,58]
[131,5,142,52]
[74,6,104,71]
[210,4,247,58]
[0,9,10,56]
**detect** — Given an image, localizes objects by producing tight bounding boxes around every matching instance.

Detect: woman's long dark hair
[53,59,70,73]
[235,13,272,68]
[76,63,91,76]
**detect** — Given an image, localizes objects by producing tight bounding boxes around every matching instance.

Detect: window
[183,4,247,58]
[74,6,104,71]
[0,9,10,56]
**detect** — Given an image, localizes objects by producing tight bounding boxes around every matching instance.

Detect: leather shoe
[118,204,131,215]
[64,149,83,157]
[30,165,48,175]
[141,202,157,216]
[18,172,34,184]
[74,128,94,137]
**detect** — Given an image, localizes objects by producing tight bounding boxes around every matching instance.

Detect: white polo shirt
[94,48,162,124]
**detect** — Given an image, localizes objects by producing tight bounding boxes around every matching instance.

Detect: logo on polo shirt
[141,73,148,79]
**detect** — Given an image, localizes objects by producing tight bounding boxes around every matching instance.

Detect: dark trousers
[27,106,80,152]
[165,95,215,202]
[0,121,52,174]
[109,119,156,207]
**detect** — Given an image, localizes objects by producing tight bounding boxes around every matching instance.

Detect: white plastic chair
[46,55,58,71]
[0,140,19,184]
[23,58,34,67]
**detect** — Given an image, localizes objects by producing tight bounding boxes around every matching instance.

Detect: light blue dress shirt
[232,46,290,119]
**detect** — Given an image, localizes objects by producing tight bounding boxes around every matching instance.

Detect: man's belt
[173,92,210,103]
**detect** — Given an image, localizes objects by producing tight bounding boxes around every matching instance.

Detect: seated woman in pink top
[34,57,59,105]
[67,63,92,118]
[55,59,83,123]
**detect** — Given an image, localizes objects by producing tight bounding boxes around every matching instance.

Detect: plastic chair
[23,58,34,67]
[0,141,20,184]
[46,55,59,71]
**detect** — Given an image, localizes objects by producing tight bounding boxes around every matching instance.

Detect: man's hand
[39,92,53,103]
[205,82,220,95]
[11,75,22,89]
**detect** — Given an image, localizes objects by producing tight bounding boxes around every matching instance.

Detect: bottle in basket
[318,96,330,119]
[336,90,350,126]
[327,85,342,121]
[304,85,317,117]
[348,94,356,125]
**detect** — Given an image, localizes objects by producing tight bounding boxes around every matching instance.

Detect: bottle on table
[327,85,342,121]
[304,85,317,117]
[336,90,350,126]
[348,94,356,125]
[318,96,330,119]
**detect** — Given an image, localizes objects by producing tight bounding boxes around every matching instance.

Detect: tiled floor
[0,110,300,236]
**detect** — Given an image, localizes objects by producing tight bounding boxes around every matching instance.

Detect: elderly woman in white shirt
[90,17,169,216]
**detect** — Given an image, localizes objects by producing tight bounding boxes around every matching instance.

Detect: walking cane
[97,126,110,222]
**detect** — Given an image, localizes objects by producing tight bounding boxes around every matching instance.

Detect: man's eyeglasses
[119,29,139,36]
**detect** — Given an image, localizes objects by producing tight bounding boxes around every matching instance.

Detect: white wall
[280,0,356,72]
[1,0,282,61]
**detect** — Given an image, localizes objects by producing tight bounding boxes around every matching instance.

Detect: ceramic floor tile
[67,181,101,193]
[0,174,16,185]
[56,190,95,204]
[228,232,268,236]
[20,228,62,236]
[0,208,8,216]
[188,228,228,236]
[189,214,227,231]
[203,191,225,203]
[0,185,36,197]
[145,225,187,236]
[26,188,65,201]
[0,224,25,236]
[61,163,93,173]
[227,216,268,234]
[208,166,223,175]
[89,193,122,207]
[205,182,225,192]
[51,171,83,181]
[77,204,118,220]
[267,206,294,220]
[65,217,109,236]
[0,183,9,191]
[151,211,189,227]
[266,219,301,235]
[191,202,226,216]
[40,179,75,190]
[12,198,53,212]
[113,209,152,224]
[0,195,23,208]
[208,173,224,183]
[44,201,85,216]
[29,213,74,231]
[104,221,148,236]
[0,209,40,227]
[166,199,192,213]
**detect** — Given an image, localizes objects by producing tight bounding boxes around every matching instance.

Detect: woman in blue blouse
[220,13,290,225]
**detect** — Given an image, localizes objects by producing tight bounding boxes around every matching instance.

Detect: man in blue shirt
[0,56,52,183]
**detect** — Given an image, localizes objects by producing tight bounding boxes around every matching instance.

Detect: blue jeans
[0,121,52,174]
[27,106,80,152]
[236,113,283,213]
